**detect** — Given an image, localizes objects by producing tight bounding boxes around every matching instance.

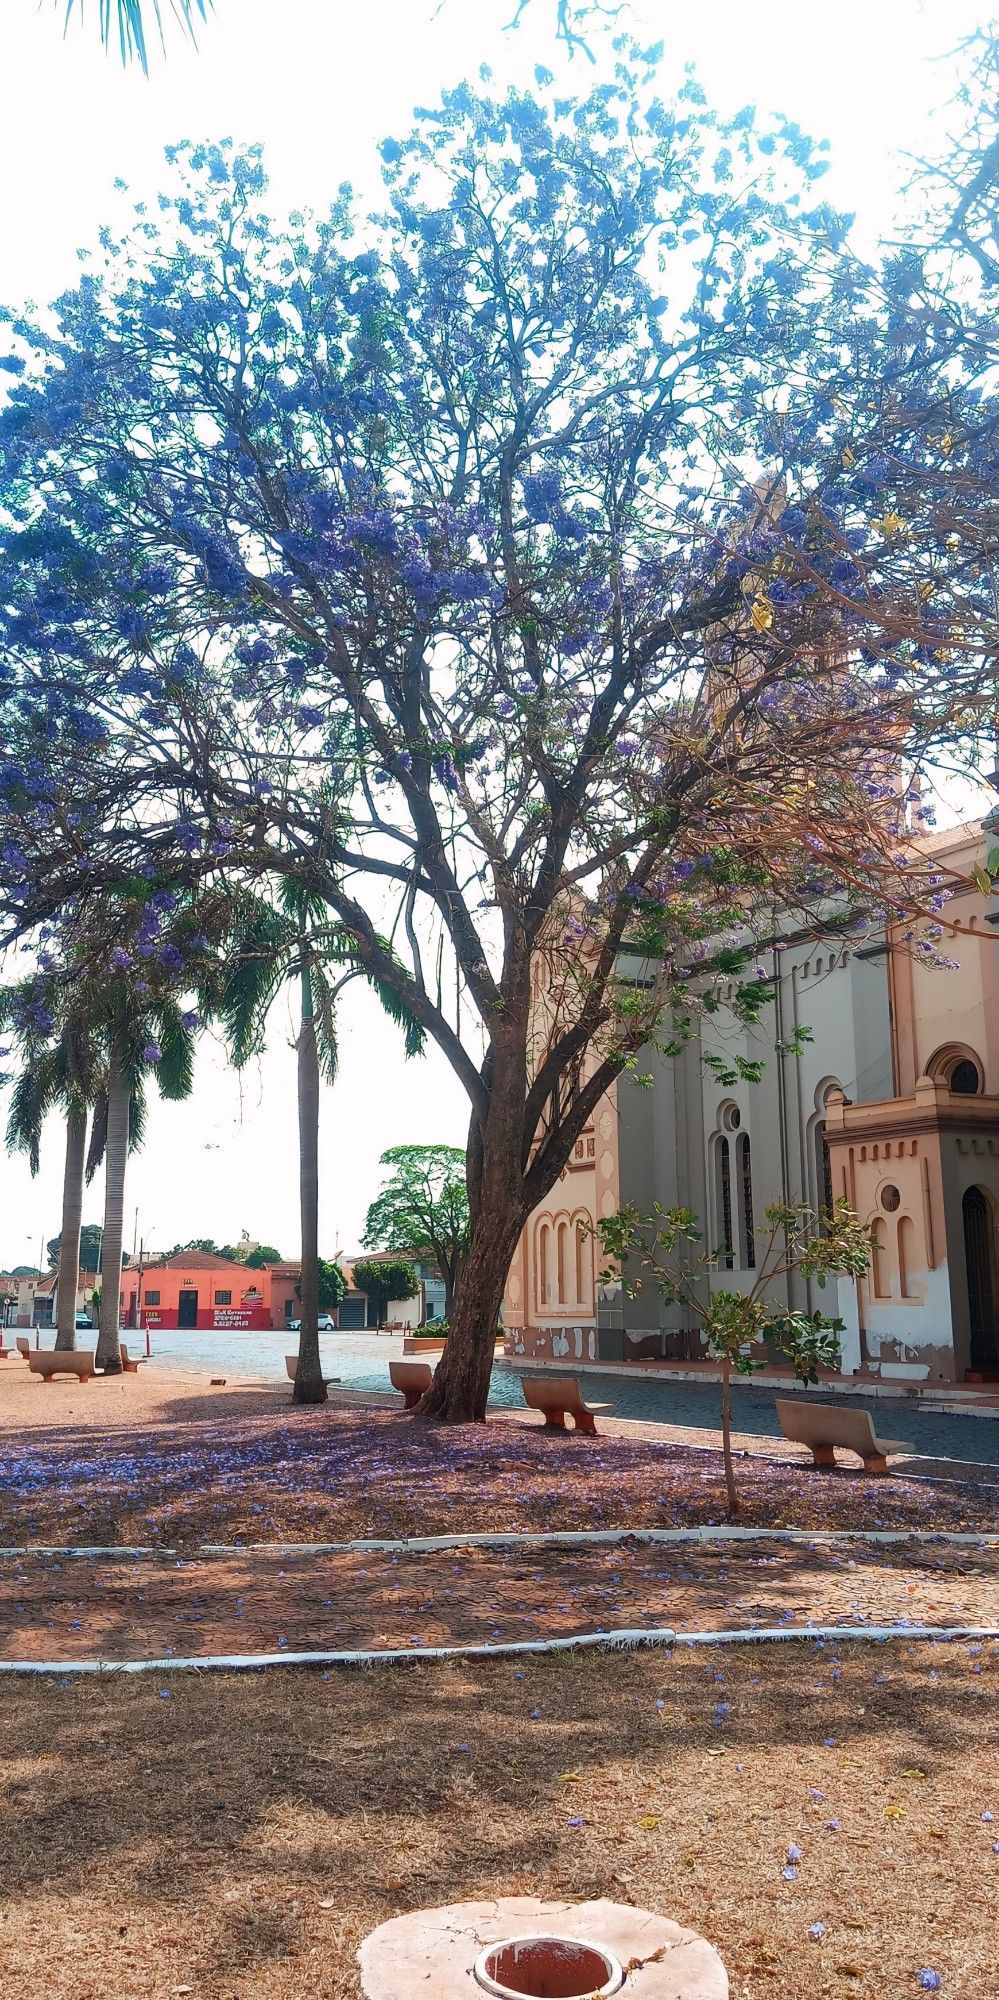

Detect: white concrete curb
[3,1526,999,1560]
[0,1622,996,1677]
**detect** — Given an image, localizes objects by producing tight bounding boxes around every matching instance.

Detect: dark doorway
[177,1289,199,1329]
[962,1188,998,1373]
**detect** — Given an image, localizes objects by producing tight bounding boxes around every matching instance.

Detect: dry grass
[1,1389,997,1550]
[2,1538,999,1662]
[0,1645,995,1998]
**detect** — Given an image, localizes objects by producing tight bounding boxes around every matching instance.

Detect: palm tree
[87,990,197,1372]
[212,885,424,1404]
[0,983,103,1351]
[62,0,212,72]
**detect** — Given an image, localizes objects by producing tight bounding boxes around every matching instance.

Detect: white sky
[0,0,987,1268]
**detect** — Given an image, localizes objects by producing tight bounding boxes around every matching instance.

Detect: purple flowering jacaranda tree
[0,55,995,1419]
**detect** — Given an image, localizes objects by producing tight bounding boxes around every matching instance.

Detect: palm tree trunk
[54,1105,87,1351]
[294,950,326,1406]
[96,1044,129,1374]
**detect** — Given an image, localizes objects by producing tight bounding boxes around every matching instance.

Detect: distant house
[10,1270,93,1329]
[338,1254,444,1330]
[120,1252,301,1332]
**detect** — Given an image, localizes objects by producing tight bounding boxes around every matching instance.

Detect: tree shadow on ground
[0,1645,995,2000]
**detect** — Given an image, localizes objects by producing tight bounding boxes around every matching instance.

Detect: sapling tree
[0,58,992,1420]
[598,1199,873,1515]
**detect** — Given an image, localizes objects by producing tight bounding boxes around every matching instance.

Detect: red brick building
[120,1253,301,1332]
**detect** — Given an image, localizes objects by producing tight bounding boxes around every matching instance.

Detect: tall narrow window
[738,1134,755,1269]
[870,1218,888,1298]
[719,1138,734,1269]
[575,1223,590,1309]
[538,1224,550,1310]
[821,1128,834,1213]
[898,1215,916,1299]
[556,1220,568,1306]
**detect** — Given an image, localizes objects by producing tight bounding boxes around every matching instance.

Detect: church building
[504,816,999,1387]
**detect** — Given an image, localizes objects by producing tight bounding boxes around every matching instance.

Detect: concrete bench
[28,1349,95,1385]
[15,1337,31,1359]
[522,1374,615,1436]
[119,1343,145,1374]
[776,1398,913,1475]
[285,1355,341,1387]
[389,1359,433,1409]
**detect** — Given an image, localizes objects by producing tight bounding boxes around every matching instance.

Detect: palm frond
[128,1075,147,1152]
[309,963,340,1088]
[150,999,195,1102]
[61,0,212,73]
[85,1089,109,1183]
[5,1063,52,1176]
[215,899,294,1067]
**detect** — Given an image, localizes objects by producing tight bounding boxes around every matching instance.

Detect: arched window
[963,1186,999,1372]
[538,1223,551,1311]
[711,1104,741,1270]
[870,1219,889,1299]
[556,1220,568,1306]
[951,1060,982,1095]
[811,1080,842,1231]
[575,1222,591,1310]
[738,1133,755,1269]
[927,1046,983,1096]
[898,1215,916,1299]
[718,1138,734,1269]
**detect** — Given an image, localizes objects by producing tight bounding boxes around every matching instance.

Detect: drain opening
[473,1935,624,2000]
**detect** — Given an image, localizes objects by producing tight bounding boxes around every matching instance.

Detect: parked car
[287,1314,337,1332]
[75,1313,93,1330]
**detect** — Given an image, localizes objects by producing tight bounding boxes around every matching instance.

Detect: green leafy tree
[351,1256,419,1328]
[47,1224,112,1274]
[363,1144,469,1322]
[598,1200,873,1517]
[211,884,423,1402]
[244,1244,283,1268]
[316,1258,347,1312]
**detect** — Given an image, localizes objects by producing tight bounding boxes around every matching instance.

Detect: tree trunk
[721,1358,739,1518]
[417,1079,526,1422]
[54,1105,87,1351]
[96,1049,128,1374]
[293,951,327,1406]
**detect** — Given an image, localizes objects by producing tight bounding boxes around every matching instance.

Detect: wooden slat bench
[389,1359,433,1409]
[285,1355,341,1387]
[522,1374,615,1436]
[776,1398,913,1475]
[27,1349,95,1385]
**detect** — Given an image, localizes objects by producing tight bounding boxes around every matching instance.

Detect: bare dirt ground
[0,1646,995,2000]
[1,1367,996,1548]
[1,1537,998,1663]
